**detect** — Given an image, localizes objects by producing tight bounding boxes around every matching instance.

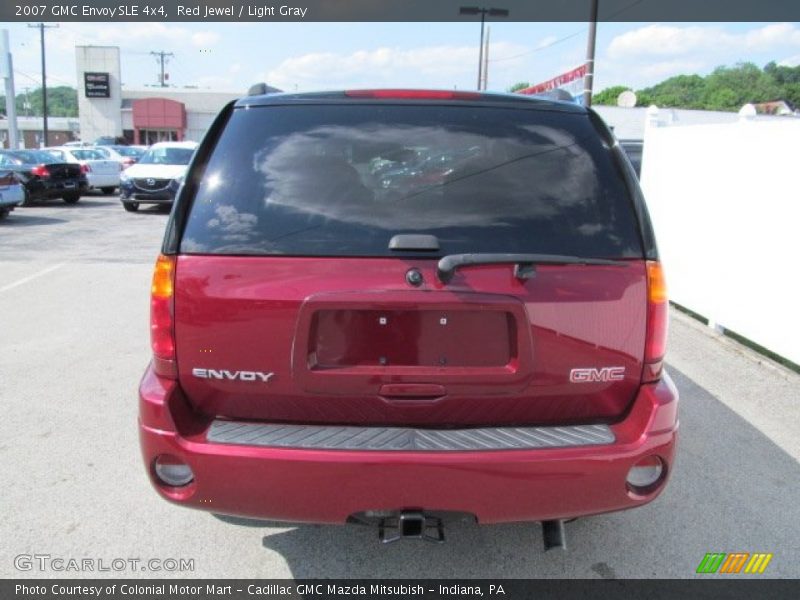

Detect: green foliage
[592,85,632,106]
[594,61,800,111]
[0,86,78,117]
[507,81,530,93]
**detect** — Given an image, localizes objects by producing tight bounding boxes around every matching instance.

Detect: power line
[489,0,649,63]
[150,50,174,87]
[27,22,58,145]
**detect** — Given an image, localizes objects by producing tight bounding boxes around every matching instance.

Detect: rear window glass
[181,104,642,258]
[71,149,104,160]
[140,146,195,165]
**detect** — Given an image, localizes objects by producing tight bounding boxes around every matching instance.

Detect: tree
[0,86,78,118]
[596,62,800,112]
[507,81,530,93]
[592,85,632,106]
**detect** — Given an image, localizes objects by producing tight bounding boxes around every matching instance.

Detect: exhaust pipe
[542,520,567,551]
[379,510,445,543]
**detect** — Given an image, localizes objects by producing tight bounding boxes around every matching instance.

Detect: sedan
[0,149,88,205]
[46,147,121,194]
[92,145,146,170]
[0,169,25,219]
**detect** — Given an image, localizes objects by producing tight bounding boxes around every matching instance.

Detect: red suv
[139,90,677,548]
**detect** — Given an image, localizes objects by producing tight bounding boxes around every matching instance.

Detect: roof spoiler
[529,89,576,103]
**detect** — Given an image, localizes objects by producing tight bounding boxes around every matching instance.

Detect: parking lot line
[0,263,65,293]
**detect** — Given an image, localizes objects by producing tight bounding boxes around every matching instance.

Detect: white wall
[641,114,800,365]
[75,46,122,142]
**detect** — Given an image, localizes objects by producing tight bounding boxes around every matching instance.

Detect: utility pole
[28,23,57,146]
[1,29,20,149]
[481,26,491,90]
[459,7,509,91]
[583,0,599,107]
[150,51,174,87]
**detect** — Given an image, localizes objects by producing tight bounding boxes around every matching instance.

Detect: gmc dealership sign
[84,72,110,98]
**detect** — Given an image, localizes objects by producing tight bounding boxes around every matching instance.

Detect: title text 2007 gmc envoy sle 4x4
[139,89,678,550]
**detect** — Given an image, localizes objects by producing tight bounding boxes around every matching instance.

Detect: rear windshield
[140,146,195,165]
[113,146,144,158]
[10,150,58,164]
[181,104,642,258]
[71,149,104,160]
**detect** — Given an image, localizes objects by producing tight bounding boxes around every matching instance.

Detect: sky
[2,21,799,96]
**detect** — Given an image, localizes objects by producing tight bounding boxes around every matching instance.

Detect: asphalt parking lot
[1,195,799,579]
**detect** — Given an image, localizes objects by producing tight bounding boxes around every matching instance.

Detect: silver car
[0,169,25,220]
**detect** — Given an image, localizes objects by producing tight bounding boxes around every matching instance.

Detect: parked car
[46,147,121,194]
[119,141,197,212]
[0,169,25,219]
[92,145,146,170]
[139,90,676,549]
[94,136,129,146]
[0,149,87,204]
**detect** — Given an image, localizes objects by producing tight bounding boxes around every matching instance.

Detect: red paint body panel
[173,256,647,425]
[139,363,678,523]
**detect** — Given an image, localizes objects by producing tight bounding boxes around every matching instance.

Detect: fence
[640,107,800,365]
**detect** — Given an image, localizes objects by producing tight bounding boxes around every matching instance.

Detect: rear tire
[62,193,81,204]
[20,187,33,207]
[100,187,116,195]
[0,208,9,220]
[122,201,139,212]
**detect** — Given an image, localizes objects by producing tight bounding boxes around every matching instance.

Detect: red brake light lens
[80,163,91,174]
[151,254,177,379]
[344,89,482,100]
[644,261,668,382]
[31,164,50,177]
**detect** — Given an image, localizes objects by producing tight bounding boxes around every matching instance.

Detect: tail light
[80,164,92,174]
[643,261,668,382]
[121,158,134,169]
[151,254,177,379]
[345,89,482,100]
[30,164,50,177]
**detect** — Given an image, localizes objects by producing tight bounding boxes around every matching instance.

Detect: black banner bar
[2,0,800,22]
[5,580,800,600]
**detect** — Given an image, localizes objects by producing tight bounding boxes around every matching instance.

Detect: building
[0,116,78,148]
[75,45,249,145]
[593,105,795,140]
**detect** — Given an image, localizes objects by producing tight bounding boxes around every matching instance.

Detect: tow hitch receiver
[379,511,445,543]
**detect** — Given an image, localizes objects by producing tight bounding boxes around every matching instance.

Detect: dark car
[92,145,146,170]
[119,142,198,212]
[139,90,676,549]
[94,136,129,146]
[0,149,88,205]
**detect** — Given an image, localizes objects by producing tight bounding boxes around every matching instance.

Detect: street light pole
[459,7,509,91]
[583,0,599,107]
[28,22,57,146]
[477,11,486,90]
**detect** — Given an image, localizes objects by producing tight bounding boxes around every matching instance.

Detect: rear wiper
[436,253,628,284]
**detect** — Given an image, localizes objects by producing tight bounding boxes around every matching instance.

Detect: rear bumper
[139,365,678,524]
[28,179,88,199]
